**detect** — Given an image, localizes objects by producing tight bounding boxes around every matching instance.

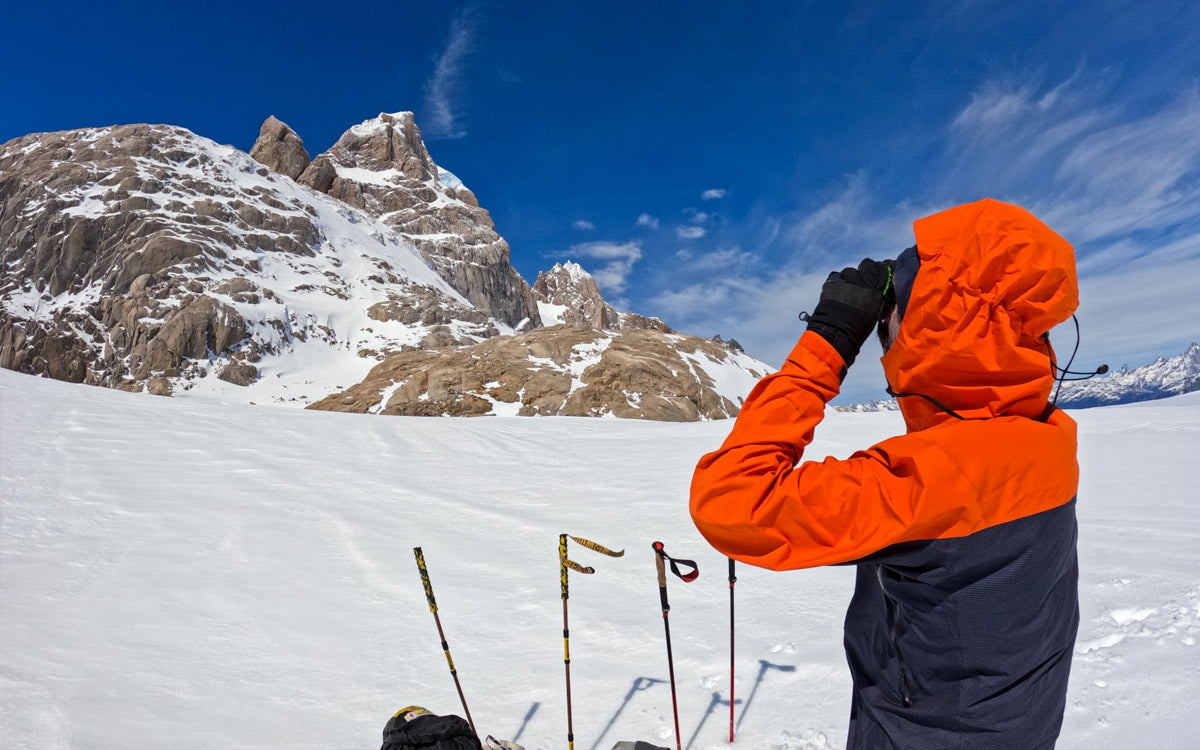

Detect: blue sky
[3,0,1198,402]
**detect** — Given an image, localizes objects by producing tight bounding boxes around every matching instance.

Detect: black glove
[802,258,893,369]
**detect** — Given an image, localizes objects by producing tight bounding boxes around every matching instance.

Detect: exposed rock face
[0,124,499,397]
[297,113,541,330]
[309,325,768,421]
[534,261,672,332]
[249,116,311,179]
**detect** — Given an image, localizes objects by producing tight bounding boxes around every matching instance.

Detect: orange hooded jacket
[691,197,1079,569]
[690,199,1082,746]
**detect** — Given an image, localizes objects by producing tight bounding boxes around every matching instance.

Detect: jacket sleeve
[689,331,977,570]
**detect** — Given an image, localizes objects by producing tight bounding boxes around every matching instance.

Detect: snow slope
[1,370,1197,749]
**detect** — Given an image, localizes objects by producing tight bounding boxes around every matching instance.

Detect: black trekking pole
[728,558,737,743]
[413,547,476,735]
[651,541,699,750]
[560,534,624,750]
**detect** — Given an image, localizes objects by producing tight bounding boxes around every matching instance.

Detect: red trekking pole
[651,542,699,750]
[728,557,737,742]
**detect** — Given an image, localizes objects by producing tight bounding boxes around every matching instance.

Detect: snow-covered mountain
[0,119,507,402]
[0,115,771,417]
[1055,342,1200,408]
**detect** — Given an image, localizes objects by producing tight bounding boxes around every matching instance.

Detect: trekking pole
[413,547,476,735]
[651,542,699,750]
[560,534,624,750]
[728,558,737,743]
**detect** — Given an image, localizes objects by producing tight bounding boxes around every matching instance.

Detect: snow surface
[1,370,1198,749]
[537,302,568,327]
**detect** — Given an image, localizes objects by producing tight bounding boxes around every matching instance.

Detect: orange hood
[881,199,1079,431]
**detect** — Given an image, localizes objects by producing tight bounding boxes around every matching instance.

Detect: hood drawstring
[1049,316,1109,405]
[885,384,968,421]
[888,315,1107,424]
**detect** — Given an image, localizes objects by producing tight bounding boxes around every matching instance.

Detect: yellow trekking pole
[560,533,624,750]
[413,546,476,735]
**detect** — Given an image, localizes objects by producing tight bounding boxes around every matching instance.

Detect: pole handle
[654,548,670,612]
[559,534,569,601]
[414,547,438,614]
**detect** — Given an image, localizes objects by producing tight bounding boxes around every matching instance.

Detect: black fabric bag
[381,712,481,750]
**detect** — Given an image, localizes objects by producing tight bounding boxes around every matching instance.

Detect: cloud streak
[944,78,1200,256]
[421,8,477,140]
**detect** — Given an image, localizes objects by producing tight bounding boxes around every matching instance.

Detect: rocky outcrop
[249,116,311,179]
[534,262,619,329]
[308,325,768,421]
[297,113,541,330]
[534,261,672,332]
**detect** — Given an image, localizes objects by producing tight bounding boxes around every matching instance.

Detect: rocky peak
[534,261,672,333]
[297,112,541,330]
[326,112,435,180]
[534,262,619,329]
[248,116,310,179]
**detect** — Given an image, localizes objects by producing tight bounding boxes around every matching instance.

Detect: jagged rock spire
[297,112,541,330]
[249,116,311,179]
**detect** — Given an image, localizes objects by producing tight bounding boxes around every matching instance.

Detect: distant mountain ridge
[1054,342,1200,408]
[0,113,769,419]
[837,343,1200,412]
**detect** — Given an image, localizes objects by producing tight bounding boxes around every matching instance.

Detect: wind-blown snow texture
[2,370,1197,749]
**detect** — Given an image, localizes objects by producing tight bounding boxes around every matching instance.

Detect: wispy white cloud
[573,220,596,231]
[569,240,643,295]
[686,210,709,224]
[1070,260,1200,368]
[785,174,920,264]
[951,77,1075,133]
[675,246,759,272]
[676,225,707,240]
[702,188,727,200]
[420,8,477,140]
[636,213,660,230]
[945,78,1200,254]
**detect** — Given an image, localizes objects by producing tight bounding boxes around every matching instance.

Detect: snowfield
[1,369,1197,749]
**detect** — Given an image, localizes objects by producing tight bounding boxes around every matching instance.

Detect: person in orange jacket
[691,199,1080,748]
